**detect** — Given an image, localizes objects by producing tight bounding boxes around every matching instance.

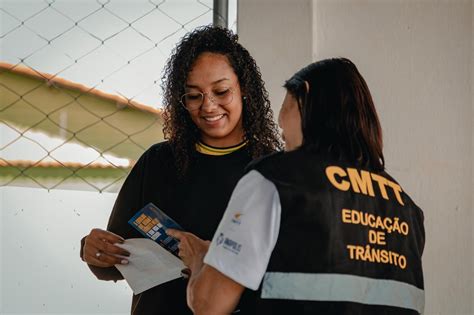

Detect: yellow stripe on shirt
[196,141,247,156]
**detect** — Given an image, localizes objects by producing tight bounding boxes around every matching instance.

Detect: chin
[203,130,230,139]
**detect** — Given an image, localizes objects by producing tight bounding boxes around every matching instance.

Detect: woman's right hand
[82,228,130,267]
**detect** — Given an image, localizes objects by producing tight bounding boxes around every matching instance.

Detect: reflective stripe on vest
[261,272,425,314]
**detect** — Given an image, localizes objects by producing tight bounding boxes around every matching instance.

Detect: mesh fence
[0,0,233,192]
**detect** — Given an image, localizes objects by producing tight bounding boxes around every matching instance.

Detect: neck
[200,136,244,148]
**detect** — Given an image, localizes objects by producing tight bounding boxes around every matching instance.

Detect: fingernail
[121,259,128,265]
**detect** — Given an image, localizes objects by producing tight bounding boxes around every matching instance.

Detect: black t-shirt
[88,141,254,314]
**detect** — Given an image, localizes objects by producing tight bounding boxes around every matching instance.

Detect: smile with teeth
[203,114,225,122]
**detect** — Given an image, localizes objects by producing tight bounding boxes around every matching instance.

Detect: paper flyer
[114,203,186,294]
[115,239,185,294]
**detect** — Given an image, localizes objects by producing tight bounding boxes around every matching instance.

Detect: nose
[200,93,218,111]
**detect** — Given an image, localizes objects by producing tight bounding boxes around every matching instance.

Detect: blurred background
[1,0,473,314]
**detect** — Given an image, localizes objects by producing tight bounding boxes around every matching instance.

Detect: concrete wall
[238,0,313,114]
[471,0,473,311]
[239,1,473,314]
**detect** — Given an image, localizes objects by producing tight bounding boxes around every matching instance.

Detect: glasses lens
[214,88,233,106]
[180,88,234,110]
[181,93,203,110]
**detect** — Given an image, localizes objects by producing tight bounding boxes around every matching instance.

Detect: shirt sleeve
[203,170,281,290]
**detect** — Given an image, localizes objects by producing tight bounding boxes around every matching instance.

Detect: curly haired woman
[80,26,281,314]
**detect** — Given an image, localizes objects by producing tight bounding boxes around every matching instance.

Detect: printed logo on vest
[216,233,242,254]
[216,233,225,245]
[231,212,243,225]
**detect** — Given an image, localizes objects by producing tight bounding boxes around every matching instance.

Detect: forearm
[187,259,201,312]
[187,265,242,315]
[188,271,227,315]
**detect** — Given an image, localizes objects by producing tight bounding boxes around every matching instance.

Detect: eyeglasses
[180,88,234,111]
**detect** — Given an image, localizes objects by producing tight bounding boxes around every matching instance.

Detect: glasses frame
[180,87,235,111]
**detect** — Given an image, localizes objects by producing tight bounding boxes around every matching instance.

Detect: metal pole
[213,0,228,28]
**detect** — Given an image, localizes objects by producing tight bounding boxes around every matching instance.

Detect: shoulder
[140,141,174,161]
[245,149,308,173]
[382,169,424,213]
[147,141,172,155]
[245,151,284,172]
[130,141,176,172]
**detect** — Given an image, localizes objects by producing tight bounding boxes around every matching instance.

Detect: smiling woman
[80,26,281,315]
[184,52,244,148]
[162,26,281,175]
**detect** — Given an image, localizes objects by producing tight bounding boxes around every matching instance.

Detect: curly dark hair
[161,25,281,174]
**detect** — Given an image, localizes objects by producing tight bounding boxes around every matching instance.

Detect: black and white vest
[248,149,425,315]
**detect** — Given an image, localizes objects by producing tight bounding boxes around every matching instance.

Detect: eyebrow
[185,78,230,88]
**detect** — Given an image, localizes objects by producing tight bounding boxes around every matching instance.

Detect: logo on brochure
[216,233,242,255]
[127,203,184,257]
[231,212,243,225]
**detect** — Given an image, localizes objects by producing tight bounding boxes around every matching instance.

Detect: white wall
[0,187,131,314]
[238,0,313,115]
[239,1,473,314]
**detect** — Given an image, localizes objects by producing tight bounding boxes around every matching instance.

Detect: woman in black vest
[173,58,425,315]
[79,26,280,315]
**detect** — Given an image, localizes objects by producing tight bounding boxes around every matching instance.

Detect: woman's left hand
[166,229,210,274]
